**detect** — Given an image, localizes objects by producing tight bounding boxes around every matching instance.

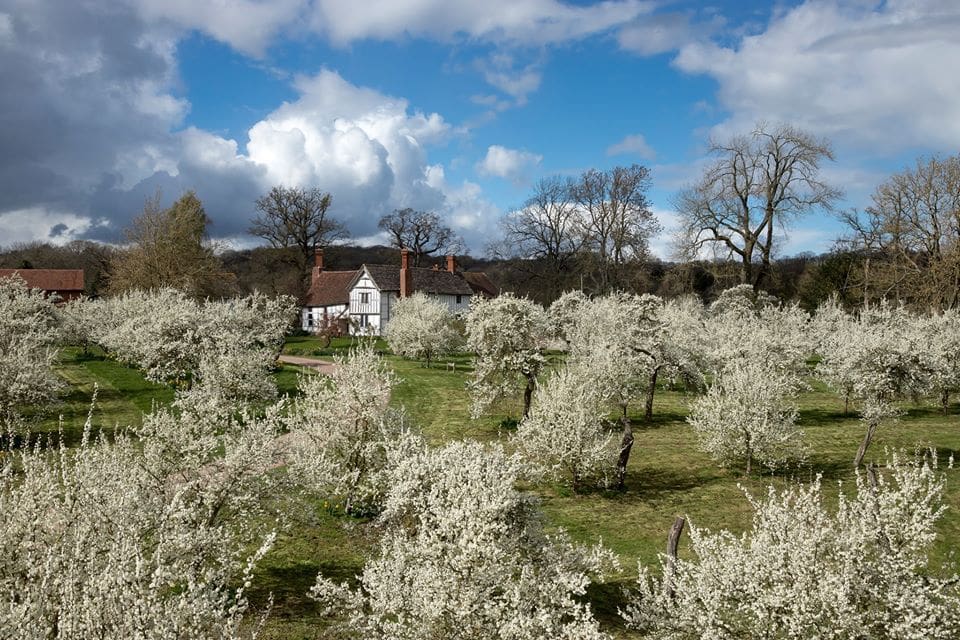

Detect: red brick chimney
[310,248,324,287]
[446,255,456,273]
[400,248,412,298]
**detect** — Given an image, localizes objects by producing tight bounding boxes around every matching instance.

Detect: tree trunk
[941,389,950,415]
[664,516,686,600]
[615,413,634,490]
[522,373,535,419]
[854,420,880,469]
[644,368,659,423]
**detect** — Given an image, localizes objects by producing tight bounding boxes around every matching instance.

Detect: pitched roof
[0,269,84,292]
[360,264,474,296]
[303,270,354,307]
[462,271,499,298]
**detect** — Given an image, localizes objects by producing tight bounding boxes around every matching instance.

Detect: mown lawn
[18,346,174,446]
[25,341,960,638]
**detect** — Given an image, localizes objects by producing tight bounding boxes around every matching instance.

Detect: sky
[1,0,959,260]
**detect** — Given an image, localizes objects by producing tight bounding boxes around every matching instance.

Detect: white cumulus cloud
[606,133,656,159]
[477,145,542,184]
[673,0,960,151]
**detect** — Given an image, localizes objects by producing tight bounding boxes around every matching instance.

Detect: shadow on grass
[793,456,857,483]
[798,407,858,426]
[581,466,726,504]
[248,561,331,617]
[638,411,688,429]
[587,578,634,628]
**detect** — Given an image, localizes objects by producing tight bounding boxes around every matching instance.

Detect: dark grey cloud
[0,1,500,250]
[0,0,183,239]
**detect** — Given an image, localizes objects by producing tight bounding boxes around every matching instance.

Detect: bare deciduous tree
[377,208,463,266]
[249,185,347,275]
[675,123,840,289]
[840,155,960,309]
[500,176,582,267]
[572,164,660,292]
[496,176,583,299]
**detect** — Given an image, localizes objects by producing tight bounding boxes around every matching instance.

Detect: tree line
[2,121,958,311]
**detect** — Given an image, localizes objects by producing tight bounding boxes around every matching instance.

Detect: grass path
[22,347,173,445]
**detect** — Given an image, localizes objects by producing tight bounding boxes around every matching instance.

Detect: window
[360,292,370,304]
[456,295,462,304]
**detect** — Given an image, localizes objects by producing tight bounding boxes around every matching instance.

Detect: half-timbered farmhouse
[300,249,495,336]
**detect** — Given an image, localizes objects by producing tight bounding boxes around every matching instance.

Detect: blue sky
[2,0,959,260]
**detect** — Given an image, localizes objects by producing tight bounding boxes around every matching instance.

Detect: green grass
[18,347,174,446]
[20,342,960,638]
[282,335,389,357]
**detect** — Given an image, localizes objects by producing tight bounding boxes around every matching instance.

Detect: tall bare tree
[109,191,235,298]
[249,186,347,275]
[841,155,960,309]
[675,122,840,289]
[495,176,583,297]
[571,164,660,292]
[377,208,463,266]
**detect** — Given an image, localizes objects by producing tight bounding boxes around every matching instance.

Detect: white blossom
[515,364,618,490]
[814,301,931,466]
[385,292,463,366]
[286,346,407,514]
[85,289,296,408]
[624,451,960,640]
[0,394,282,638]
[701,287,812,385]
[687,360,805,474]
[465,293,551,419]
[0,274,64,421]
[312,439,616,639]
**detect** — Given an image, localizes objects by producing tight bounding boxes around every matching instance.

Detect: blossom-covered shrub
[702,287,812,385]
[687,361,804,473]
[0,395,283,638]
[0,274,64,420]
[312,439,616,639]
[815,301,931,466]
[624,452,960,639]
[515,364,618,490]
[465,293,550,419]
[287,346,407,514]
[385,292,463,366]
[912,309,960,412]
[85,289,296,408]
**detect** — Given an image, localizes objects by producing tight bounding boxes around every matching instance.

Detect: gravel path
[278,354,338,375]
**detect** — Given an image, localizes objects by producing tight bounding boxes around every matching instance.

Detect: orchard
[3,274,960,639]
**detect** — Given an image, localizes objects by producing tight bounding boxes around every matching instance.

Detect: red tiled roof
[303,270,354,307]
[0,269,84,292]
[462,271,499,298]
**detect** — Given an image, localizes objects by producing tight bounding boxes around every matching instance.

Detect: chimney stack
[446,255,456,273]
[400,248,412,298]
[310,248,324,287]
